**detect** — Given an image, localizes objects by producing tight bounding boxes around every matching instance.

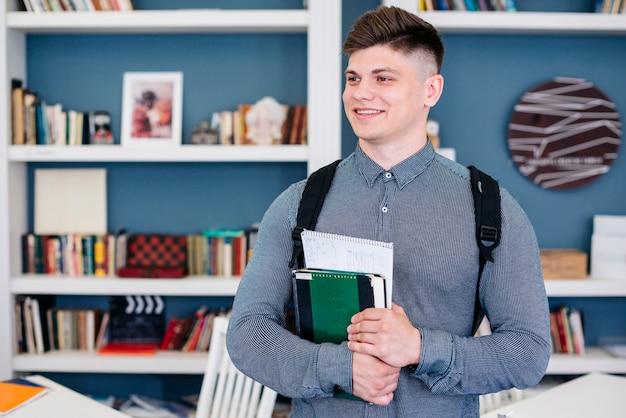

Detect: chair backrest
[195,316,278,418]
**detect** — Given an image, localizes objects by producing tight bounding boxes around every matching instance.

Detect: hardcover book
[292,269,388,344]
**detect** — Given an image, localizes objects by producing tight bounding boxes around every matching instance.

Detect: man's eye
[347,76,360,82]
[378,76,391,82]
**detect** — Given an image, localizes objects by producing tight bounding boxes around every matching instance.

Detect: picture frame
[121,72,183,147]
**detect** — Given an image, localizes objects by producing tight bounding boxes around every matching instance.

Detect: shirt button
[382,207,388,213]
[385,172,392,179]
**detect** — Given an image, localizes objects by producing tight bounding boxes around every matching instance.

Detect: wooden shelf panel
[10,276,240,296]
[6,9,309,34]
[8,144,308,163]
[13,350,209,374]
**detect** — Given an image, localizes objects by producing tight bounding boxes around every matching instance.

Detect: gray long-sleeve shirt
[227,143,551,417]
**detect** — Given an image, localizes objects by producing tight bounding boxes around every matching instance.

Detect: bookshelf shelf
[382,1,626,35]
[544,278,626,297]
[13,350,209,374]
[547,347,626,374]
[415,11,626,35]
[6,9,309,34]
[0,0,342,383]
[8,144,308,163]
[10,276,240,296]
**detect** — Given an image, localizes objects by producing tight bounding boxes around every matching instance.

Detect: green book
[292,269,388,401]
[292,268,388,344]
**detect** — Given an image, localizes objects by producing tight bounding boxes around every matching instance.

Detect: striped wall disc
[508,77,621,190]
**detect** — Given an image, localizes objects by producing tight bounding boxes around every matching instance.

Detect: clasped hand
[346,303,421,406]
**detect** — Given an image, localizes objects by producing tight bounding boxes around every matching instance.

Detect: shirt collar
[356,140,436,189]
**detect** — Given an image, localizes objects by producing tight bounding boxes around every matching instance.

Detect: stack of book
[21,0,135,12]
[159,308,230,352]
[549,305,585,355]
[419,0,517,12]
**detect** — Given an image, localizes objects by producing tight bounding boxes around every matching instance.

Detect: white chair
[196,316,278,418]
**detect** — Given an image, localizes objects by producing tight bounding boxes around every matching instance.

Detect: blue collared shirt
[227,142,550,417]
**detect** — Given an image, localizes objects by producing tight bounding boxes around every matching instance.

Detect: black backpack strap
[468,165,502,333]
[289,159,342,269]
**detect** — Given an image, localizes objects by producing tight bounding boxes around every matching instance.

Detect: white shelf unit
[383,0,626,35]
[8,275,626,375]
[0,1,342,380]
[544,278,626,375]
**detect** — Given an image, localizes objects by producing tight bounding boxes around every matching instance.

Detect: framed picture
[121,72,183,147]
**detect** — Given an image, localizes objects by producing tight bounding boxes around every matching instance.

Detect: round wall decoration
[507,77,621,190]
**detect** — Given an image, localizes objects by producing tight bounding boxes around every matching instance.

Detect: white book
[300,230,394,308]
[34,168,107,235]
[29,298,45,354]
[23,297,36,354]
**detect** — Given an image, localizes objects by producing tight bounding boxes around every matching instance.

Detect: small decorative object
[89,110,114,145]
[508,77,621,190]
[244,96,287,145]
[121,72,183,148]
[191,120,219,145]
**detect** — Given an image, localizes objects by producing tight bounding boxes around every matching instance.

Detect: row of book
[192,103,307,146]
[21,233,119,276]
[550,305,586,355]
[11,80,114,146]
[15,293,232,355]
[22,0,134,12]
[21,229,257,278]
[187,231,249,277]
[597,0,626,13]
[419,0,517,11]
[159,307,230,352]
[15,295,104,354]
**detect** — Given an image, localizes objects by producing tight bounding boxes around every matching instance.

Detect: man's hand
[351,351,400,406]
[347,303,421,369]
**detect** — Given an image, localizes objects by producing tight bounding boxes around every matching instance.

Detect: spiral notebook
[300,230,393,307]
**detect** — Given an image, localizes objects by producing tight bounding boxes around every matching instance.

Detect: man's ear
[424,74,444,107]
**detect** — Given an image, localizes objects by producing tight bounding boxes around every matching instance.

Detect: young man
[227,6,550,417]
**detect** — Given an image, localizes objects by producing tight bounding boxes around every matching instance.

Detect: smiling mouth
[356,109,383,115]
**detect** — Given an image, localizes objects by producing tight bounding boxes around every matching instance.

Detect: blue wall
[22,0,626,399]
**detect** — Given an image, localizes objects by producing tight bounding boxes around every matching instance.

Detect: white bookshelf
[383,1,626,35]
[0,0,342,380]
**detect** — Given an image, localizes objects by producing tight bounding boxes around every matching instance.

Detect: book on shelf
[549,305,585,355]
[160,309,227,352]
[20,232,120,277]
[0,378,49,415]
[419,0,517,11]
[21,0,135,12]
[11,79,25,145]
[99,295,164,355]
[201,229,247,276]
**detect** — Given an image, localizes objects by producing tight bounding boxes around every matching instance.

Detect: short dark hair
[343,6,445,74]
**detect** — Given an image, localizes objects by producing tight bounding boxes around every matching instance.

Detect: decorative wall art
[507,77,621,190]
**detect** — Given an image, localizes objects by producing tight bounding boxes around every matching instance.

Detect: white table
[482,372,626,418]
[8,375,130,417]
